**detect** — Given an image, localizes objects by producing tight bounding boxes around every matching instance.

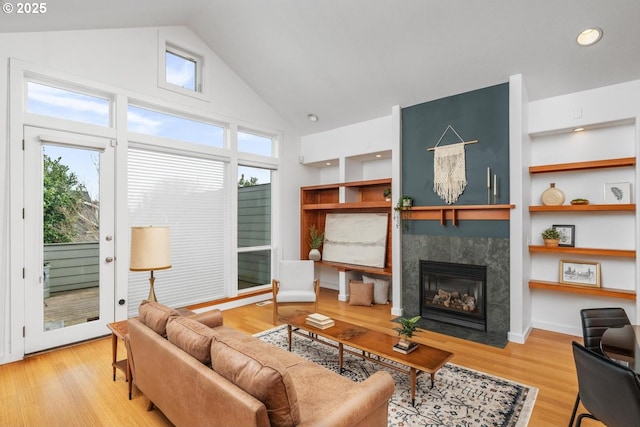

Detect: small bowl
[570,199,590,205]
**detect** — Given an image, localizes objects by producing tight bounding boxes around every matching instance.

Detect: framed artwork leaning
[559,260,601,287]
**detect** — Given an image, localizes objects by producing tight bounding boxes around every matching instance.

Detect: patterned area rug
[255,326,537,427]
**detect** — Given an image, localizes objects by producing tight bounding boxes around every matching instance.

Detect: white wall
[0,26,311,364]
[528,80,640,337]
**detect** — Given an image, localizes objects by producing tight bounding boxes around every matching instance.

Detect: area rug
[255,326,537,427]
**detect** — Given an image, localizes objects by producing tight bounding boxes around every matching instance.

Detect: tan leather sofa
[126,301,395,427]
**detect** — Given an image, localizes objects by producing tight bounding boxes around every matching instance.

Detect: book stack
[306,313,335,330]
[393,340,418,354]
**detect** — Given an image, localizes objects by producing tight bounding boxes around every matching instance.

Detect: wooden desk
[107,320,133,399]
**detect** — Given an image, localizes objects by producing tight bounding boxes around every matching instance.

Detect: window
[127,105,224,148]
[238,131,274,157]
[160,41,204,98]
[26,81,111,127]
[238,165,272,291]
[128,147,228,316]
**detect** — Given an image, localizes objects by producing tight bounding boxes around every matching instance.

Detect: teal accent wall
[401,83,509,237]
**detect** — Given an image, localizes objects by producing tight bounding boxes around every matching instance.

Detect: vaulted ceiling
[2,0,639,135]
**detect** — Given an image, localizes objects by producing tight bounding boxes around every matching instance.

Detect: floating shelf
[528,246,636,258]
[529,157,636,174]
[404,204,515,226]
[529,280,636,300]
[529,204,635,212]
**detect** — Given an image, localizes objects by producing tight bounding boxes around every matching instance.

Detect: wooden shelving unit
[528,155,636,300]
[300,178,392,274]
[528,280,636,301]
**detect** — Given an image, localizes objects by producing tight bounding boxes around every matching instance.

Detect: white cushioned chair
[272,260,320,324]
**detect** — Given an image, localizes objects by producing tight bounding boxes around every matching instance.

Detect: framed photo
[553,224,575,247]
[559,260,601,287]
[604,182,631,204]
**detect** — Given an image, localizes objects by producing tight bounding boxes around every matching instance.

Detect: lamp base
[148,275,157,302]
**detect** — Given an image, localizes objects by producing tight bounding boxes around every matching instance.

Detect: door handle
[105,257,114,263]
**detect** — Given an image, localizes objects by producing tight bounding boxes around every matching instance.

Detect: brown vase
[544,239,560,247]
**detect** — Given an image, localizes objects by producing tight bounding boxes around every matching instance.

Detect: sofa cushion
[166,316,215,364]
[139,300,181,336]
[363,274,390,305]
[348,280,373,306]
[211,336,300,427]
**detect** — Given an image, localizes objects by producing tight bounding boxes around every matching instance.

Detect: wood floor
[0,288,603,427]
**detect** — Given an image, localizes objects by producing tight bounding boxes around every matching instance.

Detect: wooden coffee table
[285,312,454,405]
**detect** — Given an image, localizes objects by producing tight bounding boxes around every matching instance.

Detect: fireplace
[420,260,487,331]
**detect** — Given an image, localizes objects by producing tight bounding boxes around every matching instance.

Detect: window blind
[127,147,228,316]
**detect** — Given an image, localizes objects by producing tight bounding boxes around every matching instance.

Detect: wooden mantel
[402,204,515,226]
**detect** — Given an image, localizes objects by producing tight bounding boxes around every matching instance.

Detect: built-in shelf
[529,204,635,212]
[300,178,393,274]
[528,246,636,258]
[316,260,392,276]
[529,157,636,174]
[404,204,515,226]
[529,280,636,300]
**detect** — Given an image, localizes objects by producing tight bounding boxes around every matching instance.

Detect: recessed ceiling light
[307,114,319,122]
[375,154,382,158]
[577,28,602,46]
[573,127,585,132]
[325,162,331,166]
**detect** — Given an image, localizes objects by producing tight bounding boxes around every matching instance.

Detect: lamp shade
[130,226,171,271]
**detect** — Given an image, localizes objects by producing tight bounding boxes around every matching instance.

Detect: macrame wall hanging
[427,125,478,205]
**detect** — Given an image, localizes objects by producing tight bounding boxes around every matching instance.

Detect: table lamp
[130,226,171,302]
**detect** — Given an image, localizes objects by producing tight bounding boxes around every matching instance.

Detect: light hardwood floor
[0,288,603,427]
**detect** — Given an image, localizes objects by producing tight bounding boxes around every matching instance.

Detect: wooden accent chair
[569,307,631,427]
[272,260,319,325]
[571,341,640,426]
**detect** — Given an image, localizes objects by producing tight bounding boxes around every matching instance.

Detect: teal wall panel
[401,83,509,237]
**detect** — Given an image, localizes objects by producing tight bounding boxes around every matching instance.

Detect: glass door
[23,127,115,353]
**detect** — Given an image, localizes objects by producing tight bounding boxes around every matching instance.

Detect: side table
[106,320,133,400]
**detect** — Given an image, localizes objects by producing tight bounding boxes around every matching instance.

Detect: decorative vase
[541,183,565,206]
[544,239,560,247]
[309,248,321,261]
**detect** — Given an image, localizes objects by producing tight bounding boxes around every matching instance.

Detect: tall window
[128,147,228,316]
[237,165,272,291]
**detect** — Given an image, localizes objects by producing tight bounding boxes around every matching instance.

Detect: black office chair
[568,308,631,427]
[571,341,640,427]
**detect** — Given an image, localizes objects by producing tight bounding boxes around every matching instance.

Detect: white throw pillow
[362,274,390,305]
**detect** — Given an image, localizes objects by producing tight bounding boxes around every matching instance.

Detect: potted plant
[541,226,561,247]
[383,188,391,201]
[393,195,413,230]
[308,224,324,261]
[393,315,421,351]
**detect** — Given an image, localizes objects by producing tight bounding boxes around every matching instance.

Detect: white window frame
[158,34,207,101]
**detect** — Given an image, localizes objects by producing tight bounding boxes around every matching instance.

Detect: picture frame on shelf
[553,224,575,247]
[604,182,631,204]
[559,260,601,287]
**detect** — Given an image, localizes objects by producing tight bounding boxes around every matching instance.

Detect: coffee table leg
[287,325,292,351]
[339,343,344,373]
[410,368,417,406]
[430,372,435,388]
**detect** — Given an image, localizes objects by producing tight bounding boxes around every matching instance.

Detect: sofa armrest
[186,309,223,328]
[298,371,395,427]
